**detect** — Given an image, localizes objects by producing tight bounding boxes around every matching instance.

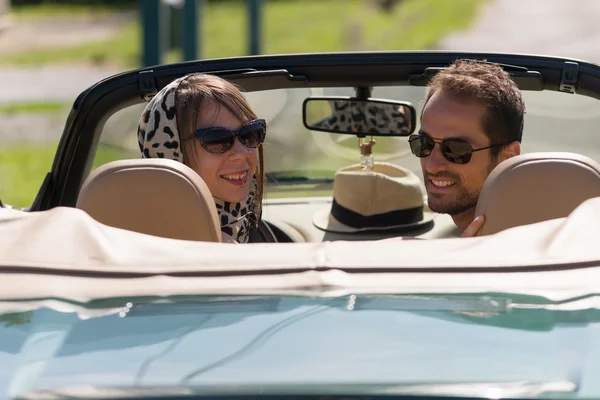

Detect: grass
[3,0,485,67]
[0,143,134,209]
[0,101,71,115]
[2,23,140,67]
[0,145,54,209]
[9,2,136,19]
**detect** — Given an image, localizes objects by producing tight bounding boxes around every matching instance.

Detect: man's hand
[461,215,485,238]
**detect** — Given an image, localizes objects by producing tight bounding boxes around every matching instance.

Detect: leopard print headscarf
[136,75,257,243]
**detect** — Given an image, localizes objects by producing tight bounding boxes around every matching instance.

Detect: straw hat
[313,162,435,233]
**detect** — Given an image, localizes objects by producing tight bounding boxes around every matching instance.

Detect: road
[0,66,122,105]
[439,0,600,64]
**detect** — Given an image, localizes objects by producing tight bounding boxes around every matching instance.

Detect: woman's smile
[220,169,250,187]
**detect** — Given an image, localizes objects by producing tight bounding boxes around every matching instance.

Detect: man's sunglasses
[408,134,507,164]
[193,119,266,155]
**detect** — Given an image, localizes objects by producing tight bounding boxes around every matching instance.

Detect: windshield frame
[34,51,600,211]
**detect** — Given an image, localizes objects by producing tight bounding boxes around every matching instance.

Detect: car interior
[6,52,600,244]
[73,150,600,243]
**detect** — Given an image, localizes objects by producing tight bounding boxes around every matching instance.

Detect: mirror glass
[303,97,415,136]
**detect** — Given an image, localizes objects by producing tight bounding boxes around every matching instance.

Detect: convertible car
[2,51,600,400]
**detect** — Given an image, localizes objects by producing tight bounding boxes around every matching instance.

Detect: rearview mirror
[303,97,416,137]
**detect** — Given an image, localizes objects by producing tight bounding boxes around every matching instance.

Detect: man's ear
[501,141,521,161]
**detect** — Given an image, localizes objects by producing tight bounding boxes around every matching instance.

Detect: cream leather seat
[475,152,600,236]
[77,159,221,242]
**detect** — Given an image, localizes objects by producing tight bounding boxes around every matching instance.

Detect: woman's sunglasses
[193,119,266,155]
[408,134,507,164]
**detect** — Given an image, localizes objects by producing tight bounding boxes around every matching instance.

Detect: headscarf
[136,75,257,243]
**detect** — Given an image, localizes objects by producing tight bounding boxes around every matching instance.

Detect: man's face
[419,90,498,220]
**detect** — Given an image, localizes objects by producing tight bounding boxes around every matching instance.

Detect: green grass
[2,23,140,67]
[0,144,55,209]
[0,143,134,209]
[3,0,486,67]
[0,101,71,115]
[9,3,136,20]
[266,185,333,200]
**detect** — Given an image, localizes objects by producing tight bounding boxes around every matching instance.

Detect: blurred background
[2,0,600,209]
[0,0,485,208]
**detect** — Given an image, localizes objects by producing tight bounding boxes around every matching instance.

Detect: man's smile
[430,179,455,188]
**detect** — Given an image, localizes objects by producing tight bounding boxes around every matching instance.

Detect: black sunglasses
[193,119,266,155]
[408,134,508,164]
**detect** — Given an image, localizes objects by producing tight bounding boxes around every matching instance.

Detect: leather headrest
[77,159,221,242]
[475,152,600,236]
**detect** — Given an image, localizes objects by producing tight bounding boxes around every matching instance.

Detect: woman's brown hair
[174,73,265,222]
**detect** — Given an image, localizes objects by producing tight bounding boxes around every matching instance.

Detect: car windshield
[95,85,600,198]
[1,294,593,399]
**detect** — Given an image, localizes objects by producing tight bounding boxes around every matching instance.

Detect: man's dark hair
[422,59,526,158]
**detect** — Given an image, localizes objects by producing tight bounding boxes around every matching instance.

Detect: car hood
[2,294,600,400]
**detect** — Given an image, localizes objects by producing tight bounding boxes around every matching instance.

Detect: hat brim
[312,203,436,234]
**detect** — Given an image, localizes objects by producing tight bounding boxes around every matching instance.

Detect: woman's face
[186,102,259,203]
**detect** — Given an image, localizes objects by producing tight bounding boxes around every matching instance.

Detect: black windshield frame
[32,51,600,211]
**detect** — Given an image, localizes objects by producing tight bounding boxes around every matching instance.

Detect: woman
[137,73,274,243]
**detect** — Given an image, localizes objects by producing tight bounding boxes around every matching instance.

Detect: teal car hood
[2,294,600,399]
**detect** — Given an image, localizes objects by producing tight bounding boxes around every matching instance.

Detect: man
[408,59,525,236]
